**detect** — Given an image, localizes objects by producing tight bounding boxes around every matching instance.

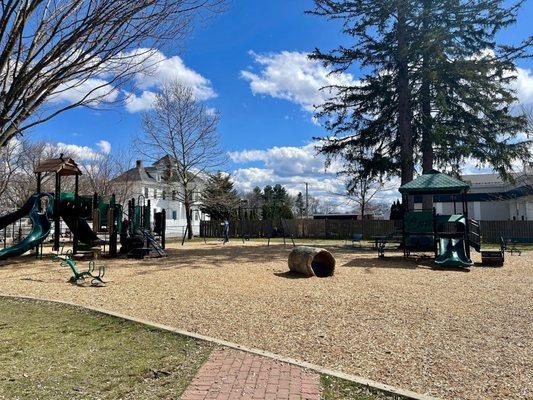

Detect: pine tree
[310,0,531,205]
[308,0,418,188]
[199,172,240,220]
[415,0,531,179]
[261,184,293,220]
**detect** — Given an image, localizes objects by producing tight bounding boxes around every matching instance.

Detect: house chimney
[136,160,143,169]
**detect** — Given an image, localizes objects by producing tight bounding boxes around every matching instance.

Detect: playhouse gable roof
[34,156,82,176]
[399,170,470,195]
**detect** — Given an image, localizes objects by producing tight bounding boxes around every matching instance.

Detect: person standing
[222,219,230,244]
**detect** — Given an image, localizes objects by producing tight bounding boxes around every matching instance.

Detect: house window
[172,210,177,220]
[153,189,157,199]
[144,187,148,198]
[194,212,199,221]
[172,190,177,200]
[162,191,166,200]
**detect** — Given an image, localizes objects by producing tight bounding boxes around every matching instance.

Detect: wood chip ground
[0,241,531,399]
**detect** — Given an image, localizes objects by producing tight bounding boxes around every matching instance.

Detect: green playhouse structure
[378,170,504,268]
[0,156,123,260]
[0,156,166,264]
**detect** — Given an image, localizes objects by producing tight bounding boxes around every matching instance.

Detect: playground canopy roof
[399,170,470,195]
[34,156,82,176]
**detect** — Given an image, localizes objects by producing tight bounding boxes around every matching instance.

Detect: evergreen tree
[415,0,531,178]
[261,185,275,220]
[261,184,294,220]
[308,0,418,188]
[310,0,531,205]
[199,172,240,220]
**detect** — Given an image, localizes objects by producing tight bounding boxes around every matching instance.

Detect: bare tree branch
[135,79,226,238]
[0,0,224,147]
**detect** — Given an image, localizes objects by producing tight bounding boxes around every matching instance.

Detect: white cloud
[96,140,111,154]
[230,143,366,212]
[241,51,357,112]
[49,78,119,106]
[122,49,216,112]
[242,50,533,113]
[124,90,158,113]
[46,48,215,113]
[229,142,342,178]
[133,50,216,99]
[514,67,533,105]
[48,140,111,161]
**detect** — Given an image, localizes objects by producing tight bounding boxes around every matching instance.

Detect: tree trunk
[184,200,193,240]
[183,184,194,240]
[396,0,415,210]
[421,0,434,211]
[360,202,365,238]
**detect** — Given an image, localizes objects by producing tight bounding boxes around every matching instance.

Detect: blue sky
[28,0,533,210]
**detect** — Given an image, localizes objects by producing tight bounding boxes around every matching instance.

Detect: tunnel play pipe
[288,246,335,277]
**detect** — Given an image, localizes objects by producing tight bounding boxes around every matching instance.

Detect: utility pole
[305,182,309,218]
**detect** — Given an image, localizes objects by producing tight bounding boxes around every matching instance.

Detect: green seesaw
[52,250,106,287]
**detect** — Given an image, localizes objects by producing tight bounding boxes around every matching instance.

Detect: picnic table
[372,234,403,258]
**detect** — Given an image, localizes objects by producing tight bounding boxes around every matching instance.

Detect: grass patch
[0,297,213,399]
[321,375,407,400]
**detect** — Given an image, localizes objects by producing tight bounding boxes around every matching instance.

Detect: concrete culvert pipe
[288,246,335,277]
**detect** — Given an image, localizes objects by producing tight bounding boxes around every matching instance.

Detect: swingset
[377,170,505,268]
[0,156,168,284]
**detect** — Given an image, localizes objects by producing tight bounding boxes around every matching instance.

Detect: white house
[433,169,533,221]
[114,157,209,237]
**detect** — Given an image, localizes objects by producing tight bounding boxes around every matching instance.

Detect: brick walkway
[181,348,322,400]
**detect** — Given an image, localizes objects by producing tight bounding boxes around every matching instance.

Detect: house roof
[114,165,154,183]
[461,173,504,186]
[399,170,470,195]
[112,156,207,185]
[34,156,82,176]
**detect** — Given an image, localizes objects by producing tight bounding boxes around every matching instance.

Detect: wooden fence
[201,219,400,241]
[478,220,533,243]
[200,219,533,243]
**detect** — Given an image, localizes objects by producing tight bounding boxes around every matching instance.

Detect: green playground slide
[435,237,473,268]
[0,193,54,260]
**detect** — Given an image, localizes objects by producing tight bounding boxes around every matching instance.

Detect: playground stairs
[468,219,481,252]
[139,229,166,257]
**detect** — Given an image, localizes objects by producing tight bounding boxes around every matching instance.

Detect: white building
[114,157,209,237]
[433,170,533,221]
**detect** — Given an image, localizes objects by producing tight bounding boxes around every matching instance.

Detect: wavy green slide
[435,237,473,268]
[0,193,54,260]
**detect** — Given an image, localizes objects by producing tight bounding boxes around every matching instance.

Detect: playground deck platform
[0,241,531,400]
